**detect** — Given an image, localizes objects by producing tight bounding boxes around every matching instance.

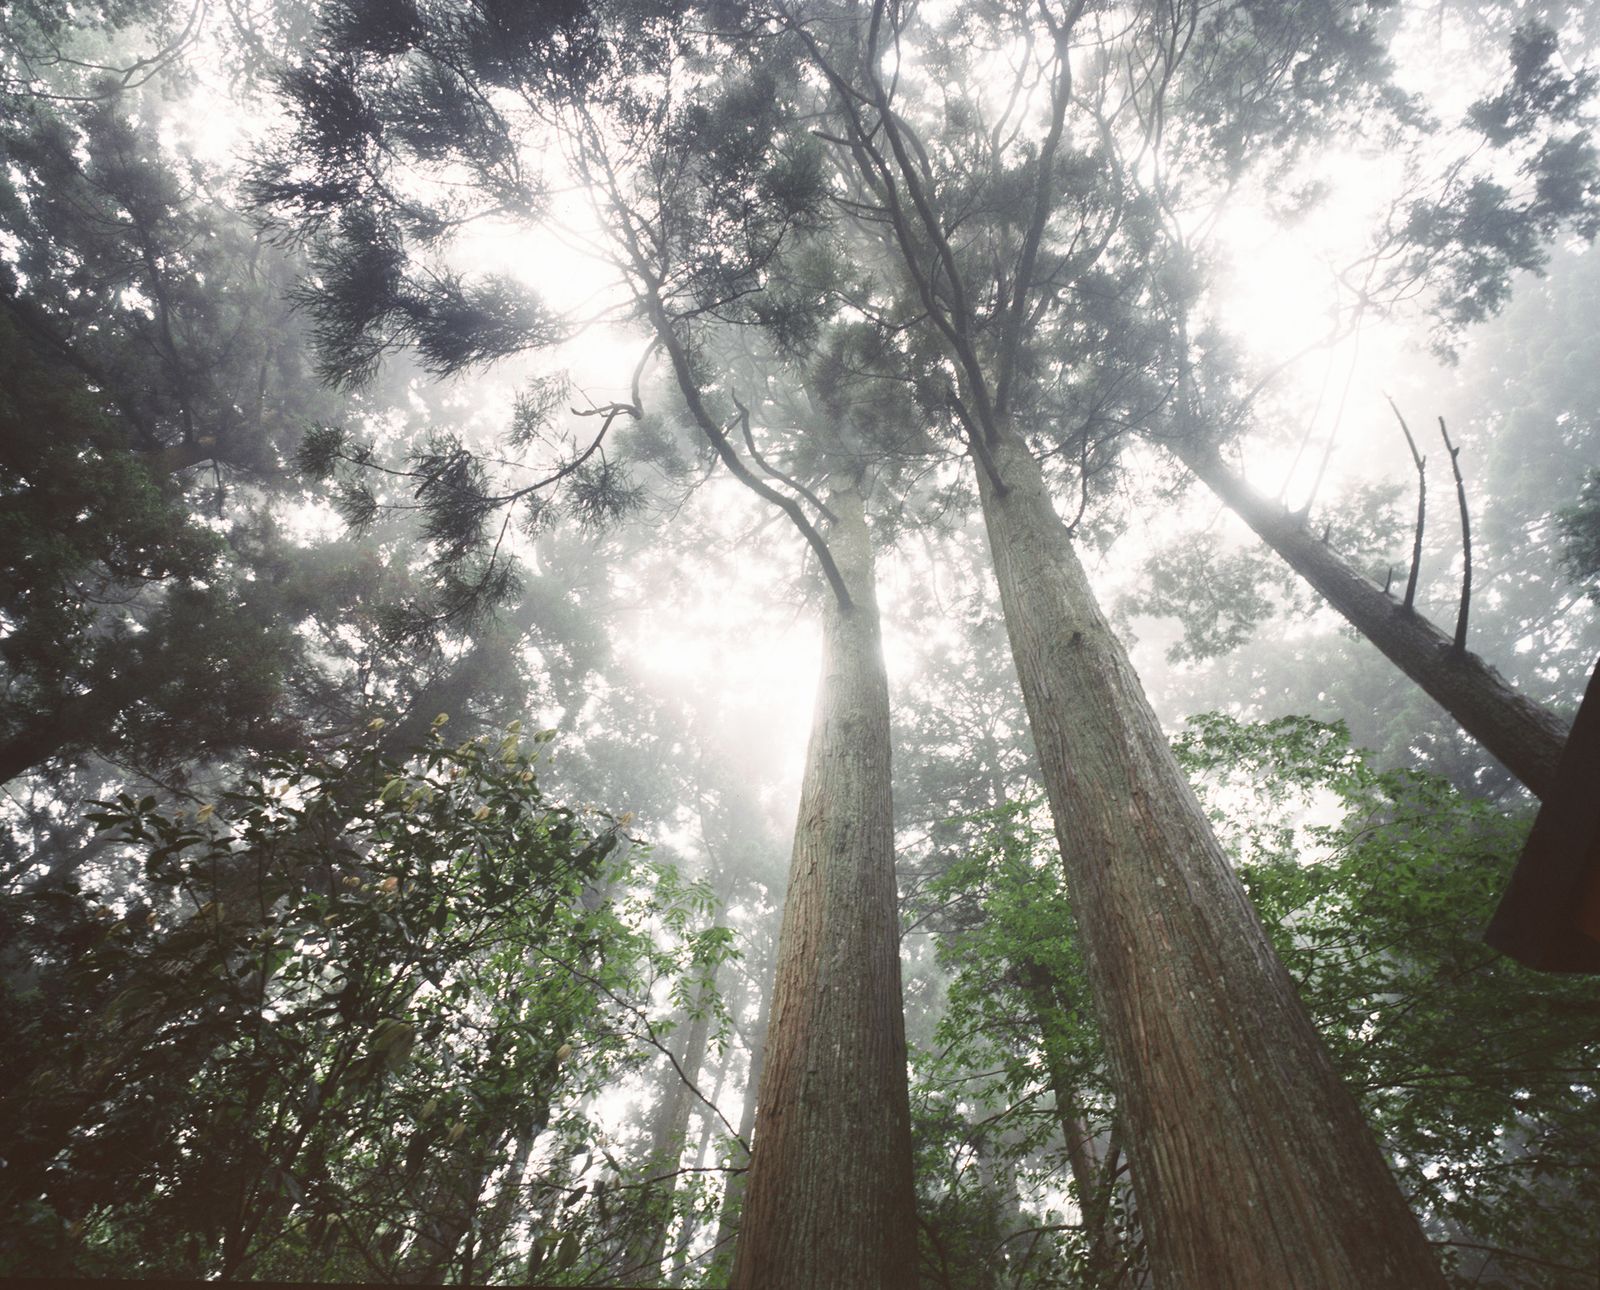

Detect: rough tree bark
[1174,438,1569,797]
[977,430,1446,1289]
[727,485,919,1290]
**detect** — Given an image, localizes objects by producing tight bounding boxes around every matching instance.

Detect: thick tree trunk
[728,486,919,1290]
[976,431,1445,1289]
[1174,438,1569,797]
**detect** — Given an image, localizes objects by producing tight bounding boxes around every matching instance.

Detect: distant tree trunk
[625,973,717,1283]
[668,1032,729,1285]
[976,430,1446,1289]
[401,987,573,1282]
[399,1132,495,1284]
[728,485,919,1290]
[711,957,771,1270]
[1017,966,1098,1207]
[1174,438,1569,797]
[1016,961,1120,1288]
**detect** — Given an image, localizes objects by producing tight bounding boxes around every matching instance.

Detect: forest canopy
[1,0,1597,1286]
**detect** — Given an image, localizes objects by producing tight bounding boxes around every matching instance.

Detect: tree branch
[1438,415,1471,656]
[1384,395,1426,612]
[731,392,837,522]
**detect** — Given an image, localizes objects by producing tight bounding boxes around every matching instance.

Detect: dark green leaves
[1558,468,1600,593]
[3,727,722,1280]
[1468,23,1598,149]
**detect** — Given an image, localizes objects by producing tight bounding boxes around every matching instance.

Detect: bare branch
[1384,394,1427,612]
[1438,416,1472,656]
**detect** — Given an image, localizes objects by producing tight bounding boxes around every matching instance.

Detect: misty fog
[2,1,1597,1285]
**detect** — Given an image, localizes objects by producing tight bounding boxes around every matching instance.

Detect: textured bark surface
[1176,439,1569,798]
[977,432,1445,1289]
[728,487,919,1290]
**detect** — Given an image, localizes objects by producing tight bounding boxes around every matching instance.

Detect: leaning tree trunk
[727,485,919,1290]
[0,671,146,785]
[1174,438,1569,797]
[976,430,1446,1289]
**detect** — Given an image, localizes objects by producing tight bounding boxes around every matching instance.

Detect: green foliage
[1179,714,1599,1287]
[1402,23,1600,347]
[919,714,1599,1289]
[0,726,727,1282]
[1121,531,1292,663]
[912,799,1131,1288]
[0,312,220,690]
[1557,467,1600,593]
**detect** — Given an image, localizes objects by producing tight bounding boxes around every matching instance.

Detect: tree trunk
[1174,438,1569,797]
[1017,967,1099,1213]
[1017,962,1122,1288]
[626,974,717,1283]
[976,430,1445,1289]
[0,680,133,785]
[711,956,771,1272]
[728,486,919,1290]
[669,1026,730,1285]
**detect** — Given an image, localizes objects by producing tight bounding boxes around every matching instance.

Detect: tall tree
[1169,435,1570,796]
[729,479,918,1289]
[252,6,925,1280]
[1144,18,1599,797]
[768,0,1448,1282]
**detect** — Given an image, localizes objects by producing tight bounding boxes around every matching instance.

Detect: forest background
[1,0,1598,1285]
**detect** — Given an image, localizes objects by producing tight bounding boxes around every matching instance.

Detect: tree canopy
[3,0,1598,1285]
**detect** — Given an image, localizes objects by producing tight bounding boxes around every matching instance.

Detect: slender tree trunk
[1018,967,1098,1209]
[1018,963,1121,1289]
[711,956,771,1271]
[728,485,919,1290]
[1174,438,1568,797]
[401,1030,568,1283]
[669,1030,730,1285]
[627,973,717,1282]
[976,431,1445,1289]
